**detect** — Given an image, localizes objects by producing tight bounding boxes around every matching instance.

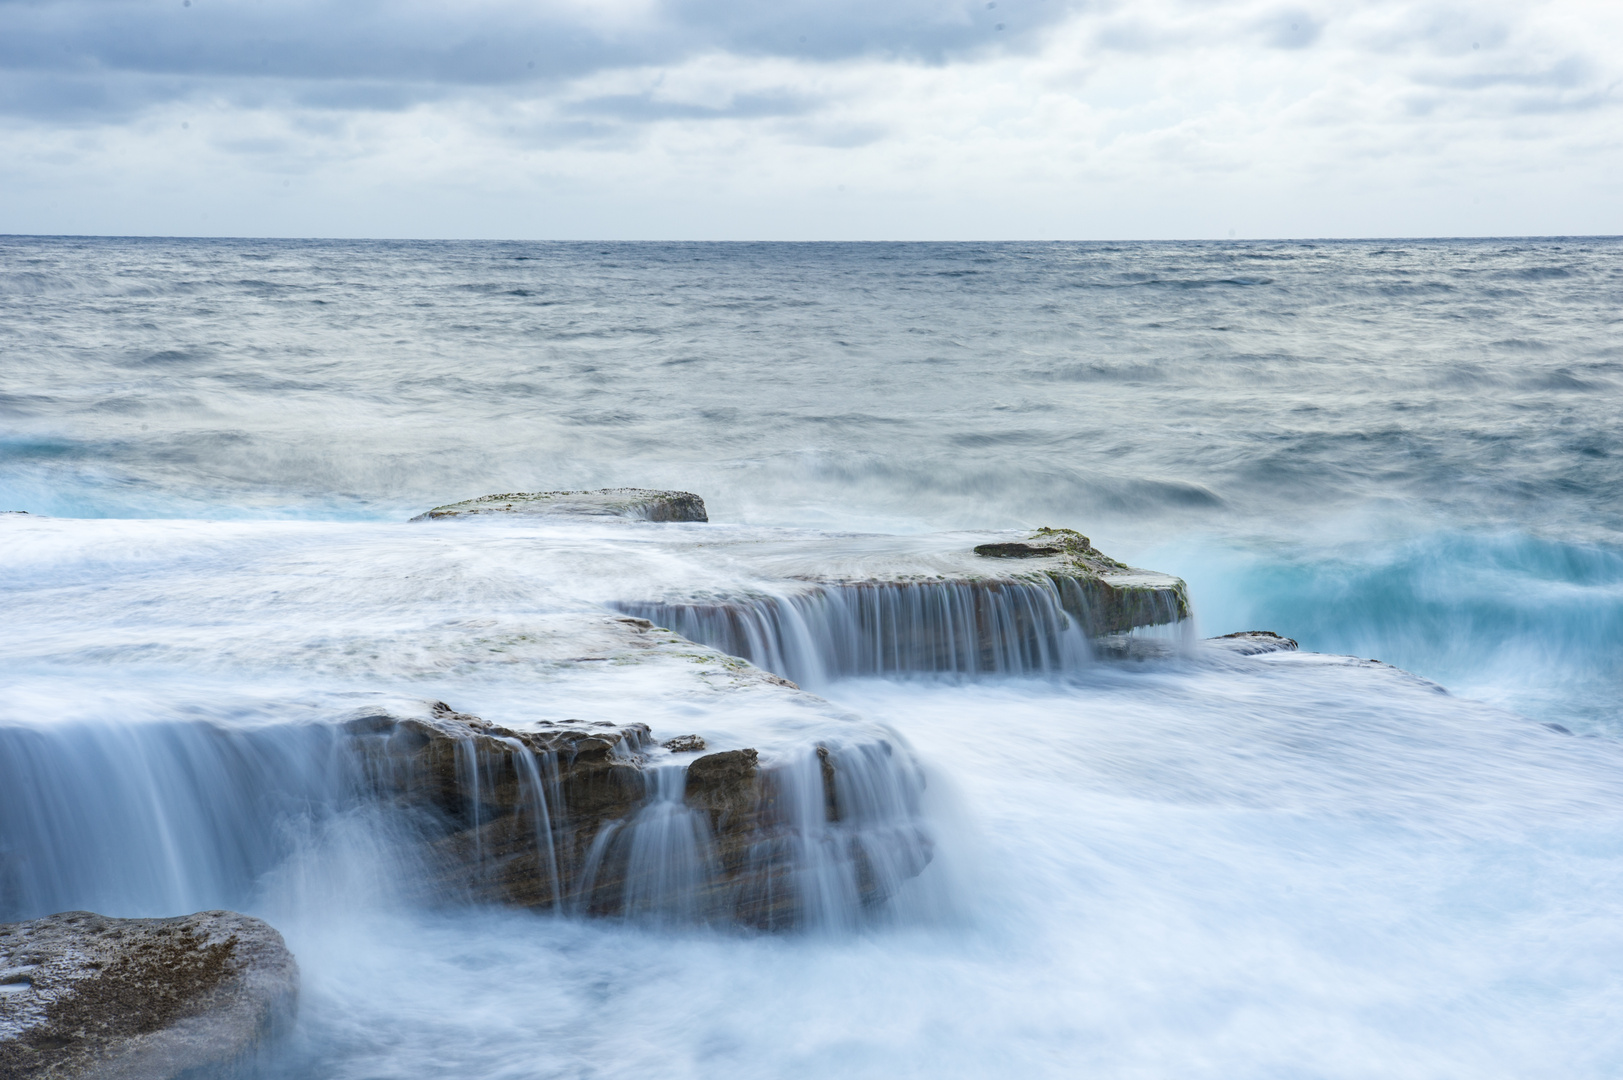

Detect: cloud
[0,0,1617,239]
[565,89,813,123]
[0,0,1078,120]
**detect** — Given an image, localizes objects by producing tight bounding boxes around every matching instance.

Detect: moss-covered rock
[973,527,1188,637]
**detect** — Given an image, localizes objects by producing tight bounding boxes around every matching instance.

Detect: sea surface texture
[2,237,1622,1077]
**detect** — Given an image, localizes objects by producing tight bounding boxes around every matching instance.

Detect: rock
[348,704,930,930]
[970,527,1186,637]
[411,488,707,523]
[615,525,1190,682]
[0,910,298,1080]
[661,735,707,753]
[1208,630,1300,655]
[971,541,1065,558]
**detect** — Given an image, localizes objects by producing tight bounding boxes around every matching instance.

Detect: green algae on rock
[972,527,1187,637]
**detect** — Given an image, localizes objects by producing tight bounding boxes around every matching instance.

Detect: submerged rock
[1207,630,1300,655]
[0,910,297,1080]
[411,488,707,523]
[349,702,931,931]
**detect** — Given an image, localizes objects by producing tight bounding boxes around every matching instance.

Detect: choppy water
[3,236,1622,1076]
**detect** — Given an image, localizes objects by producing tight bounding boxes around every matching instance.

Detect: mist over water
[3,237,1622,1076]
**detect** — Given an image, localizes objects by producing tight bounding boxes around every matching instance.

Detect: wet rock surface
[351,703,931,930]
[615,524,1190,681]
[411,488,708,523]
[1208,630,1301,655]
[970,527,1188,638]
[0,910,297,1080]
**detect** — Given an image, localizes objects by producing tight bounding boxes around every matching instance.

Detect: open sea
[3,236,1622,1077]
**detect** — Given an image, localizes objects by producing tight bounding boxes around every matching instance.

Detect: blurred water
[3,237,1622,1076]
[3,236,1621,723]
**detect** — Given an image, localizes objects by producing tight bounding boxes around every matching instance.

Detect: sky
[0,0,1618,240]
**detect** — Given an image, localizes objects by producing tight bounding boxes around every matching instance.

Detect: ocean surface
[3,237,1622,1077]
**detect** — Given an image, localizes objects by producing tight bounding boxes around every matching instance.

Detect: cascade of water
[501,737,562,903]
[0,717,937,932]
[577,766,720,926]
[759,742,936,934]
[0,721,355,921]
[453,737,487,866]
[616,579,1099,686]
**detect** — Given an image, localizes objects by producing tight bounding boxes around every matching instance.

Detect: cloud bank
[0,0,1617,238]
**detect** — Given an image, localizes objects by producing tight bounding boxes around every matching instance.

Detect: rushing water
[2,237,1622,1076]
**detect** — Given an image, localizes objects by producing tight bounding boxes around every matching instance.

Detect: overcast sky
[0,0,1617,239]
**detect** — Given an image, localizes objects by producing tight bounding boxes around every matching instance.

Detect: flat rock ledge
[0,910,298,1080]
[616,526,1190,680]
[348,703,931,930]
[970,527,1189,637]
[411,488,707,523]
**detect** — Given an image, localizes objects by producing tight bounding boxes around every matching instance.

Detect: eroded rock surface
[350,702,931,930]
[970,527,1189,637]
[0,910,297,1080]
[612,525,1190,682]
[411,488,707,523]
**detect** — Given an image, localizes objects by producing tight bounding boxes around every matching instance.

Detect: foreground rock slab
[411,488,707,522]
[0,910,297,1080]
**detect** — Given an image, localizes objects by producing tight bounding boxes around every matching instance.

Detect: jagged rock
[411,488,707,523]
[347,705,930,930]
[662,735,707,753]
[0,910,297,1080]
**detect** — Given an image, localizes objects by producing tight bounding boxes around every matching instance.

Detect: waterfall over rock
[0,702,933,933]
[611,528,1189,685]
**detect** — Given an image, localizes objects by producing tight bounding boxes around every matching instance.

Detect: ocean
[3,236,1622,1077]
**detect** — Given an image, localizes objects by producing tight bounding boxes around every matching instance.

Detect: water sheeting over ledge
[0,712,933,934]
[616,573,1188,687]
